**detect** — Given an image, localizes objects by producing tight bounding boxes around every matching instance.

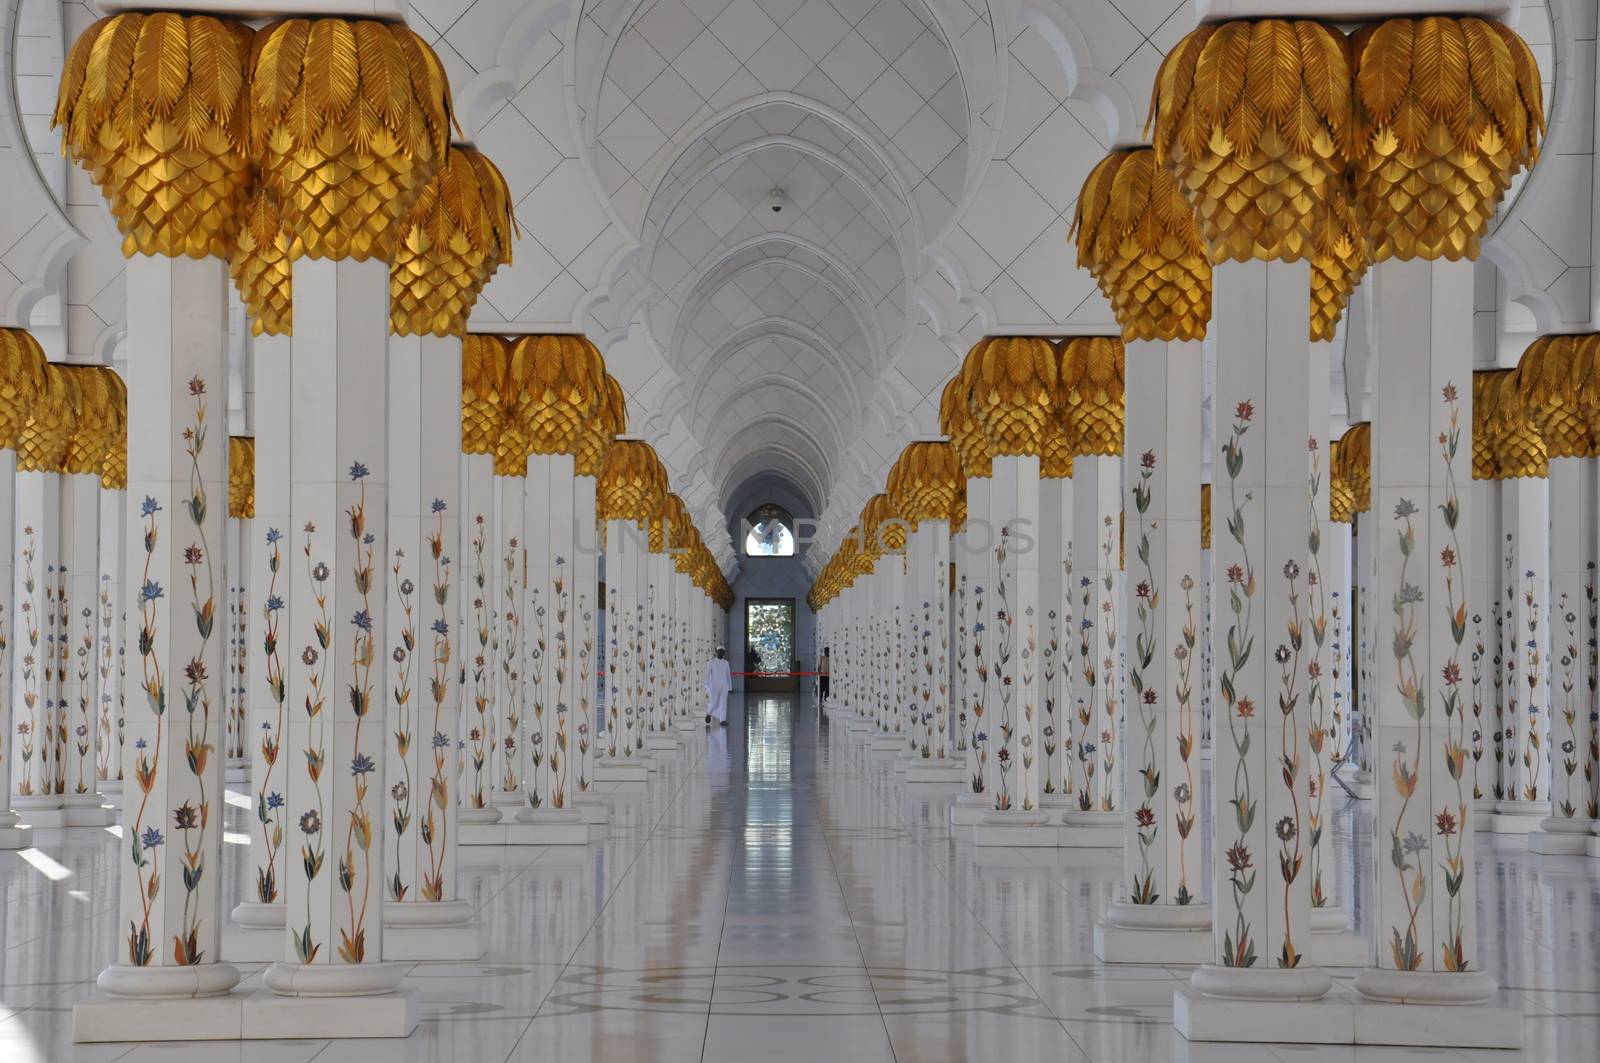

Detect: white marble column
[1354,256,1510,1020]
[380,332,478,956]
[1038,473,1072,806]
[1064,453,1123,843]
[601,514,649,777]
[1352,505,1376,789]
[1531,457,1593,852]
[0,443,26,848]
[11,412,67,825]
[1325,518,1351,780]
[951,549,969,761]
[572,471,605,809]
[63,462,111,824]
[96,454,127,804]
[975,454,1046,838]
[266,257,400,996]
[98,254,240,1000]
[230,333,290,954]
[905,518,960,781]
[1469,465,1501,821]
[224,512,248,780]
[955,476,993,821]
[491,469,526,815]
[1497,476,1551,830]
[1306,353,1358,962]
[516,450,589,839]
[1186,259,1329,1005]
[1098,336,1209,959]
[459,446,498,823]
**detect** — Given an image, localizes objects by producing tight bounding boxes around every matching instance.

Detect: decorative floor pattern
[0,693,1596,1062]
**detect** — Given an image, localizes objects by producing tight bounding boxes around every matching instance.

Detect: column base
[1059,809,1122,847]
[0,824,31,850]
[224,901,287,962]
[461,810,590,845]
[75,988,420,1042]
[99,778,124,799]
[1177,967,1345,1043]
[381,900,483,961]
[1038,792,1073,809]
[97,961,243,1000]
[904,757,965,783]
[490,791,524,813]
[457,805,502,826]
[65,802,115,827]
[949,794,990,826]
[264,960,407,997]
[646,734,680,754]
[867,733,904,752]
[972,811,1055,847]
[1094,903,1212,964]
[1589,830,1600,857]
[595,758,650,783]
[17,805,69,829]
[226,760,250,784]
[673,718,701,733]
[844,715,876,734]
[1487,800,1552,834]
[1348,970,1520,1048]
[573,791,612,824]
[1472,797,1497,831]
[1528,816,1594,854]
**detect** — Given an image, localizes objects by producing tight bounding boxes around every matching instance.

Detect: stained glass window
[745,599,794,674]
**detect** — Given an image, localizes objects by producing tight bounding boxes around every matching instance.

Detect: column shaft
[1498,477,1550,824]
[1203,258,1324,986]
[97,482,126,797]
[383,333,471,928]
[1358,256,1491,1001]
[268,257,398,992]
[1121,338,1205,907]
[63,471,106,814]
[102,254,239,997]
[492,473,525,810]
[1039,476,1071,803]
[236,333,290,932]
[458,453,498,821]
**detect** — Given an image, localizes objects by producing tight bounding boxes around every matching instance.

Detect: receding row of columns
[812,9,1563,1050]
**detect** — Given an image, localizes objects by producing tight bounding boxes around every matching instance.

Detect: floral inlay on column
[256,528,286,903]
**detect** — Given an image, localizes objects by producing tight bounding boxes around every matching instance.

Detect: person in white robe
[704,646,732,726]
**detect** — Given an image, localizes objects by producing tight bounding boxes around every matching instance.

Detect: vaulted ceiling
[1,0,1571,575]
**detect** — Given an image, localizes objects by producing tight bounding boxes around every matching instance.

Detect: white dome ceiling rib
[668,240,886,367]
[690,321,863,428]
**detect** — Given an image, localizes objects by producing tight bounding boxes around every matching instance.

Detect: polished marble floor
[0,693,1596,1061]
